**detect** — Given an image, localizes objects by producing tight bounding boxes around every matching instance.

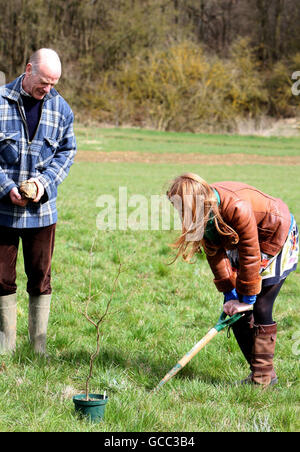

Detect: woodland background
[1,0,300,132]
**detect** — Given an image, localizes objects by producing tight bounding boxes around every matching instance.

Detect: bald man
[0,49,77,354]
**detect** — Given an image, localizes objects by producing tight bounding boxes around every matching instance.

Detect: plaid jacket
[0,74,76,228]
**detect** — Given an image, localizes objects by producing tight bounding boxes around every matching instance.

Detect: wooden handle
[154,327,218,391]
[178,327,219,367]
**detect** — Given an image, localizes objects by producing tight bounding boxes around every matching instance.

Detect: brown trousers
[0,224,56,296]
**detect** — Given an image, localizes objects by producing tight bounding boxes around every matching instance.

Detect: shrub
[72,39,297,132]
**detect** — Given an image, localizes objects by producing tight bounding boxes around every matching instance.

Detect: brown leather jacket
[206,182,291,296]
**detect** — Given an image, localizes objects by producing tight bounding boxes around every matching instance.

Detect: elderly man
[0,49,76,354]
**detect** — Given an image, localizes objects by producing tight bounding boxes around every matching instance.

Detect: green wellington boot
[0,294,17,354]
[28,295,51,354]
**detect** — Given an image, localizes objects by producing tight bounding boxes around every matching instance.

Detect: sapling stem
[83,237,123,401]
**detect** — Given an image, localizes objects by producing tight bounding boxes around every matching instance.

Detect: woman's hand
[223,300,252,316]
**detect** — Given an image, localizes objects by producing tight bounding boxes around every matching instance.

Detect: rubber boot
[28,294,51,355]
[250,323,278,387]
[0,294,17,354]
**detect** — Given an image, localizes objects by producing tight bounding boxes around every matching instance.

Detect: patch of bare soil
[76,151,300,166]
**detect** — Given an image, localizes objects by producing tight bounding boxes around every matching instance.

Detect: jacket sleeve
[232,200,262,295]
[206,248,237,293]
[0,170,17,199]
[206,199,262,296]
[37,111,77,201]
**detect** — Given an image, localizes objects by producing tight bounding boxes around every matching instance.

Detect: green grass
[0,128,299,432]
[75,126,300,156]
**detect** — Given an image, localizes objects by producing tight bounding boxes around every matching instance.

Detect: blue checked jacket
[0,75,76,228]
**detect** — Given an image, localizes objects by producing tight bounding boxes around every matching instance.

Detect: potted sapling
[73,240,124,423]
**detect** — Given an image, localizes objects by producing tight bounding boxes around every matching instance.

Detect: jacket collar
[2,74,59,103]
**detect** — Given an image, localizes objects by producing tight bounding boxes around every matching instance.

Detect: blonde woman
[166,173,299,387]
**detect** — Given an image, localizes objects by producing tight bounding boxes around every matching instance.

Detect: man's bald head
[29,49,61,78]
[22,48,62,100]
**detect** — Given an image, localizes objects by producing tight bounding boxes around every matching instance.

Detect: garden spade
[153,311,245,392]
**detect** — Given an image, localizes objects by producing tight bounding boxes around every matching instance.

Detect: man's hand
[27,178,45,203]
[9,187,28,207]
[223,300,252,316]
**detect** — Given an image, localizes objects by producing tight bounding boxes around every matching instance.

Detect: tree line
[1,0,300,131]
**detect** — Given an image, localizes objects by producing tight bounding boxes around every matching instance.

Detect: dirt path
[76,150,300,166]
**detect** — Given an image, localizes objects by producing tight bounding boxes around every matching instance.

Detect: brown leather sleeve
[229,200,262,295]
[207,198,262,296]
[206,248,237,293]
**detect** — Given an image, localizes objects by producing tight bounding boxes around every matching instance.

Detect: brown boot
[250,323,278,387]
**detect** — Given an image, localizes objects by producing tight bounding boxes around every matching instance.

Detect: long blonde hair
[166,173,238,261]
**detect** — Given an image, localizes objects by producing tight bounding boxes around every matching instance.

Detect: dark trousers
[253,279,285,325]
[0,224,56,296]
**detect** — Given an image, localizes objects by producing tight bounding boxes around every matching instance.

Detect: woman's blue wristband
[241,295,257,305]
[224,288,239,302]
[224,289,257,305]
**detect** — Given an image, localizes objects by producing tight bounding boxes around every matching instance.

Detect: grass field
[75,126,300,156]
[0,127,299,432]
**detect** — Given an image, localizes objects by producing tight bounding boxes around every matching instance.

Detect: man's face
[23,63,61,100]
